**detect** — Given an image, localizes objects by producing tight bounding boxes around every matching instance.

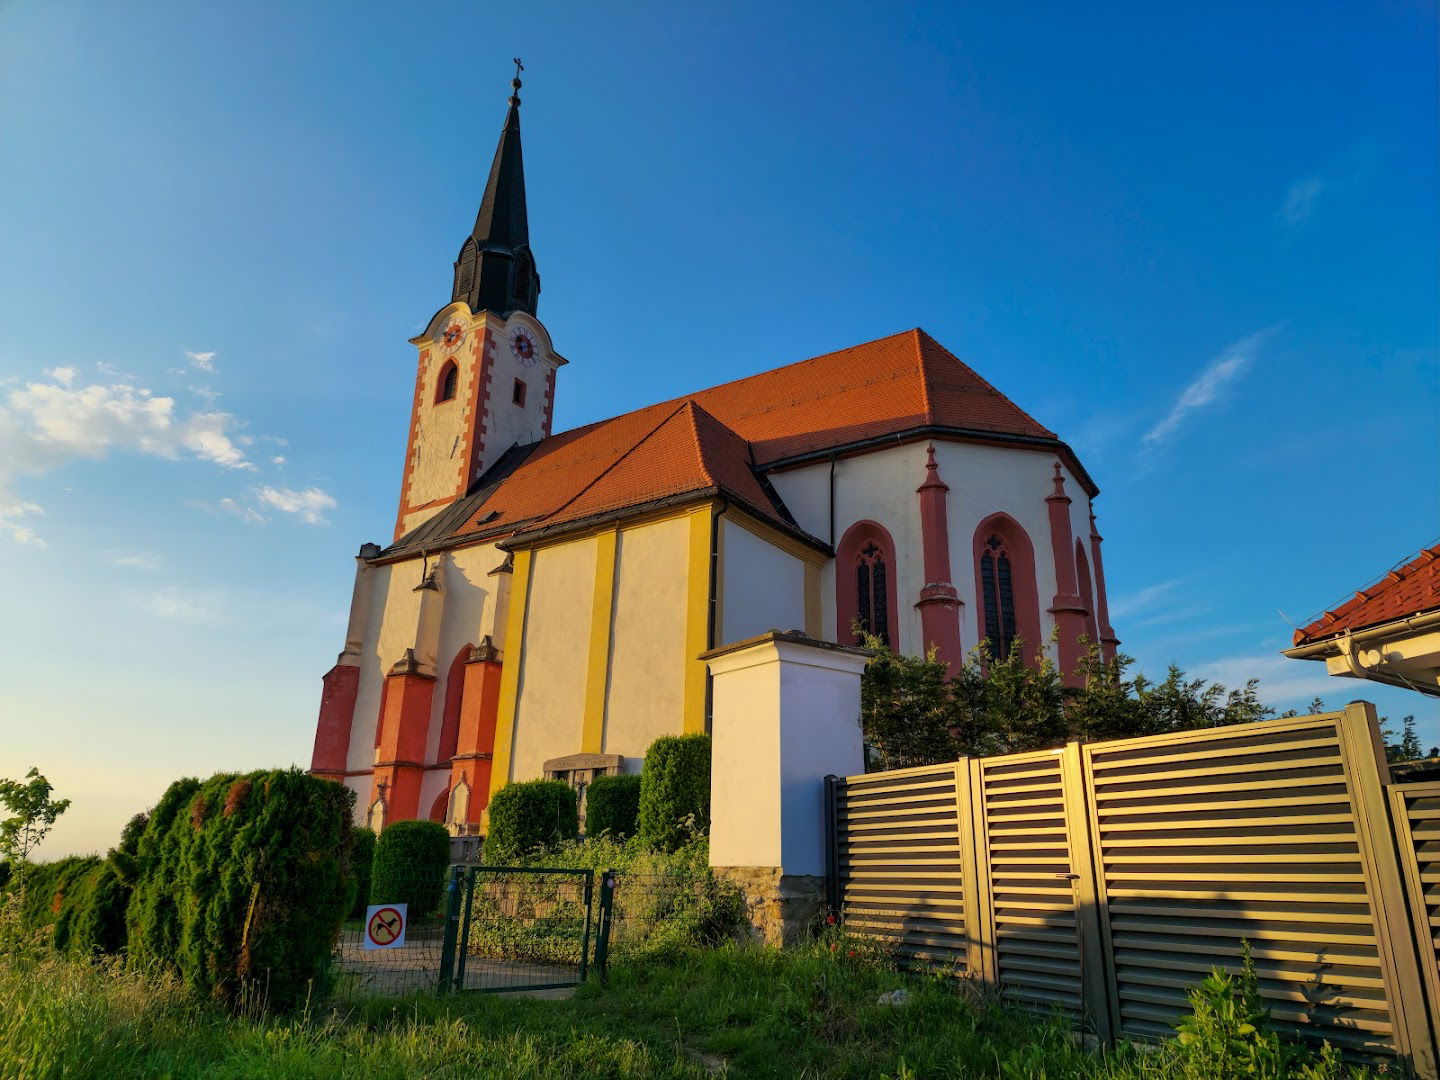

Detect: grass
[0,940,1375,1079]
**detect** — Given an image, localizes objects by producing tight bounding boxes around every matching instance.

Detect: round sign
[366,905,405,948]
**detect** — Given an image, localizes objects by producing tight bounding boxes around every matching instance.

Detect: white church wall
[482,313,559,463]
[603,515,691,771]
[768,439,1094,668]
[719,517,807,645]
[422,543,506,767]
[402,342,478,526]
[510,536,597,783]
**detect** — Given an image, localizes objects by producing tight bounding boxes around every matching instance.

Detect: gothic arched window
[837,520,899,648]
[979,534,1018,658]
[855,541,890,646]
[971,513,1042,666]
[435,644,471,763]
[437,361,458,403]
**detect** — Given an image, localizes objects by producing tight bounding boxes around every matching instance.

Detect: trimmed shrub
[369,820,449,918]
[584,774,641,839]
[126,769,354,1011]
[638,734,711,852]
[484,780,578,864]
[347,826,377,920]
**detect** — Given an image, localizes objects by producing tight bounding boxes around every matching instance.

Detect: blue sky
[2,1,1435,857]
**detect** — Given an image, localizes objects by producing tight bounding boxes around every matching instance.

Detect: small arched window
[836,520,900,648]
[436,361,458,403]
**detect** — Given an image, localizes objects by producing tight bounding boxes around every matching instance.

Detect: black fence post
[823,774,841,920]
[593,868,617,985]
[437,864,464,993]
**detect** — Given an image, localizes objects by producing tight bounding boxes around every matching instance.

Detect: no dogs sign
[364,904,407,950]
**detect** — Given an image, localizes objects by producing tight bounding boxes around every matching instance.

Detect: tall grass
[0,937,1378,1079]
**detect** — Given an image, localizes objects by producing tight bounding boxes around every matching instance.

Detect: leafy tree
[0,767,71,896]
[1385,715,1424,763]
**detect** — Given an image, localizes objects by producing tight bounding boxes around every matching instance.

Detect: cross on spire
[510,57,524,105]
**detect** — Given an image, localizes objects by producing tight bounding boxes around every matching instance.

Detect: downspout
[705,498,730,731]
[1334,631,1440,699]
[829,453,837,547]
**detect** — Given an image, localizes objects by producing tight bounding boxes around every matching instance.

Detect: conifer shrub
[638,734,711,853]
[369,819,450,917]
[584,774,641,839]
[484,780,579,864]
[347,826,377,919]
[126,769,354,1011]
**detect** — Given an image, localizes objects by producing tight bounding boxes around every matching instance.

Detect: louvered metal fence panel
[836,762,970,970]
[1391,780,1440,1047]
[1082,715,1396,1058]
[973,749,1085,1017]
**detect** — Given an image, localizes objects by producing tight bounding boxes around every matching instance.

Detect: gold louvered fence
[827,703,1440,1076]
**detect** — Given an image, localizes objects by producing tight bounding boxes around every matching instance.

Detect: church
[309,76,1120,833]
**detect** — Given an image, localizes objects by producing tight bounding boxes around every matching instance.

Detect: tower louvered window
[438,362,458,402]
[856,541,890,646]
[980,534,1018,658]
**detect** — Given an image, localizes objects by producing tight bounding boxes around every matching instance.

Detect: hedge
[10,855,127,955]
[369,820,449,917]
[638,733,711,852]
[484,780,578,863]
[125,769,354,1011]
[584,774,641,839]
[347,826,377,920]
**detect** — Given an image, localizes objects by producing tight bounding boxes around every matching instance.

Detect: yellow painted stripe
[487,547,533,800]
[582,529,618,754]
[683,507,713,734]
[805,561,822,637]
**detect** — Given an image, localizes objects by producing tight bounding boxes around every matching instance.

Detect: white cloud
[1143,329,1275,447]
[1190,651,1339,709]
[218,497,268,525]
[1109,578,1185,619]
[0,367,260,544]
[271,455,286,466]
[141,587,219,622]
[186,350,216,373]
[1279,175,1326,226]
[255,485,336,525]
[113,552,160,570]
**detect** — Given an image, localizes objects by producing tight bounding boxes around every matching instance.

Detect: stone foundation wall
[715,866,826,947]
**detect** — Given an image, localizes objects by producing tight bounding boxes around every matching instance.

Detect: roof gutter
[1282,608,1440,699]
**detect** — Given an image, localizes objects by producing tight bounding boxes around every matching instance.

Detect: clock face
[509,327,538,366]
[439,321,466,353]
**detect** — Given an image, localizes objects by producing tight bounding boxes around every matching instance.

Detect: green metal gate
[437,865,616,993]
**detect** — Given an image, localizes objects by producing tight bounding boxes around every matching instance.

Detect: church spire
[452,60,540,317]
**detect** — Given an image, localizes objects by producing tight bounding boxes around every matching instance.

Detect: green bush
[126,769,355,1011]
[484,780,578,864]
[638,734,711,852]
[347,826,377,920]
[585,774,641,839]
[10,855,124,954]
[369,820,450,917]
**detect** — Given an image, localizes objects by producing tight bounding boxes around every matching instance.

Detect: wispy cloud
[0,500,45,547]
[141,586,220,622]
[1108,578,1185,619]
[218,497,268,525]
[113,552,161,570]
[1279,175,1327,226]
[185,350,216,373]
[1190,651,1338,708]
[1143,329,1276,447]
[256,485,336,525]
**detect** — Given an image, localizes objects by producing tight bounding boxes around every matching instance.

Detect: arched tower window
[972,513,1042,664]
[436,361,458,403]
[836,520,900,648]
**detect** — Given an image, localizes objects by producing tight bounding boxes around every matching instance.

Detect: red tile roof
[393,327,1081,554]
[1292,543,1440,647]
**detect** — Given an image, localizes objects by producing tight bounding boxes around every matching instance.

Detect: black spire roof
[452,70,540,317]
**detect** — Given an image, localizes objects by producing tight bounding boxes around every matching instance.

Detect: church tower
[394,67,566,540]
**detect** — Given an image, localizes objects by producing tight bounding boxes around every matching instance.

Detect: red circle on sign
[366,906,404,946]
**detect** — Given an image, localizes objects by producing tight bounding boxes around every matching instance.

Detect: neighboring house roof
[1291,543,1440,647]
[385,327,1087,559]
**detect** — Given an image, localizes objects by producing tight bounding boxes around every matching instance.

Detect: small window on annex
[979,534,1019,658]
[836,520,899,648]
[971,513,1041,664]
[437,361,459,403]
[512,378,527,406]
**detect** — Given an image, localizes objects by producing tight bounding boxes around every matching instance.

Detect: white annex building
[310,79,1119,833]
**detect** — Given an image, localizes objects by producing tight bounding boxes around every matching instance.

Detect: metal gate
[436,865,616,993]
